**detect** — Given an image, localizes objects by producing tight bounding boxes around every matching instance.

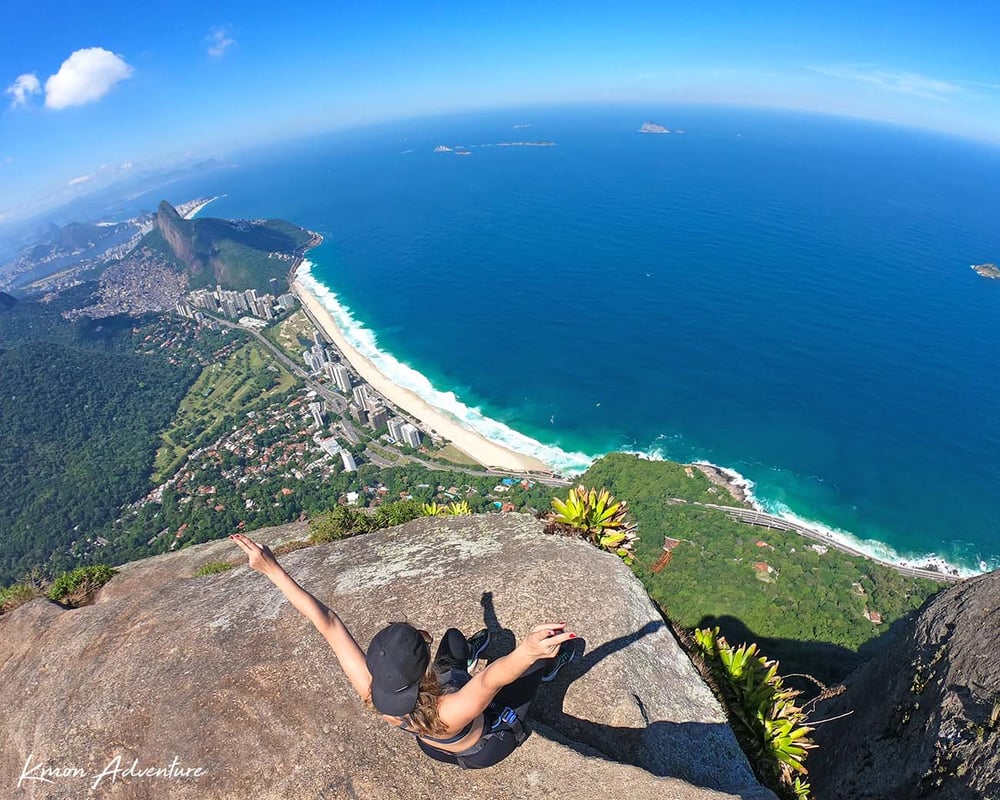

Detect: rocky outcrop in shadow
[810,570,1000,800]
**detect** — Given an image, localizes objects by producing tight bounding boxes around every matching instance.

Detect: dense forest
[581,453,942,682]
[0,298,197,584]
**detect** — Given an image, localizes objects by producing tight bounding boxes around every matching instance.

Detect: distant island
[971,262,1000,279]
[433,141,555,155]
[639,121,670,134]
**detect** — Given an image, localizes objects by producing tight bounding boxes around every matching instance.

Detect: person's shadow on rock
[475,591,765,799]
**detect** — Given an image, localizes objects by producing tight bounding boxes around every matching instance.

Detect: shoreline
[291,267,555,475]
[182,196,224,220]
[688,458,976,580]
[286,258,987,581]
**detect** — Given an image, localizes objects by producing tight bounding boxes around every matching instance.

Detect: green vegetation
[157,201,313,292]
[581,453,942,682]
[194,561,237,576]
[99,459,558,567]
[0,564,115,614]
[695,627,815,799]
[421,500,473,516]
[261,309,316,363]
[153,341,299,481]
[0,341,197,584]
[0,574,43,614]
[548,484,638,564]
[45,565,116,606]
[431,443,480,467]
[309,500,424,542]
[0,292,136,351]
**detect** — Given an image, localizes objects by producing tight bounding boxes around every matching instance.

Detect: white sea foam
[298,261,596,476]
[763,500,989,578]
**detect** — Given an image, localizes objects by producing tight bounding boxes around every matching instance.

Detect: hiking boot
[542,639,579,682]
[466,628,490,671]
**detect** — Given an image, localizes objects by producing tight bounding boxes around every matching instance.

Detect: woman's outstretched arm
[229,533,372,700]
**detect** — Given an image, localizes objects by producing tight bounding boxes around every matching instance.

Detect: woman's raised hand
[521,622,576,661]
[229,533,280,574]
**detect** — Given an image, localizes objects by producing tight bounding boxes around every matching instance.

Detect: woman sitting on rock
[229,533,577,769]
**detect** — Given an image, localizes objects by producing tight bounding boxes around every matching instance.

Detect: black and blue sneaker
[466,628,491,671]
[542,639,580,682]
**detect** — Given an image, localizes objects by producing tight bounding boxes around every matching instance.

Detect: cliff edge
[0,515,773,800]
[809,570,1000,799]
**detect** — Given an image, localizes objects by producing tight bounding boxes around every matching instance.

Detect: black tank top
[397,669,475,744]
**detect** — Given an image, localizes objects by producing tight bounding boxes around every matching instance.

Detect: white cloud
[5,73,41,108]
[2,156,13,166]
[207,26,235,58]
[44,47,133,110]
[809,65,963,102]
[68,174,93,186]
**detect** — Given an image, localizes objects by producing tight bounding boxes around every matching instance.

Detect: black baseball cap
[366,622,430,716]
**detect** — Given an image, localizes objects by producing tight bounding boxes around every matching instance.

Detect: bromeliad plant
[547,485,638,565]
[421,500,473,517]
[694,627,816,799]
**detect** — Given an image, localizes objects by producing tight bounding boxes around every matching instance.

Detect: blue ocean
[159,106,1000,574]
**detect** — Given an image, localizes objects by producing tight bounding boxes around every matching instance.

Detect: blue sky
[2,1,999,221]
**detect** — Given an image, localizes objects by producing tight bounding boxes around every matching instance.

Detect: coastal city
[173,277,438,466]
[89,308,553,557]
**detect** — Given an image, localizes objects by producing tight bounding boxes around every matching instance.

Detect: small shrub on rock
[46,565,117,607]
[0,573,44,614]
[310,500,424,543]
[421,501,473,517]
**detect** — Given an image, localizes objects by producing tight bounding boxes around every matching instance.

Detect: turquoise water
[165,106,1000,574]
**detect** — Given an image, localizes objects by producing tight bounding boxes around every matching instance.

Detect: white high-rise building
[330,364,351,393]
[341,450,357,472]
[387,417,406,444]
[352,385,372,411]
[400,422,422,449]
[308,401,324,429]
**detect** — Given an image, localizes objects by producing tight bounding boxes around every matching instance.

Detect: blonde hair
[367,667,453,737]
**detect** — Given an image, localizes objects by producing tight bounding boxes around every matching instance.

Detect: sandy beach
[182,196,223,220]
[291,275,554,474]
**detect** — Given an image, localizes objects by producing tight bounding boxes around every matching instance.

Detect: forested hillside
[0,297,197,583]
[581,453,941,682]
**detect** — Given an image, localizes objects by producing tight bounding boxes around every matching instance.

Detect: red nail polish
[569,633,577,638]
